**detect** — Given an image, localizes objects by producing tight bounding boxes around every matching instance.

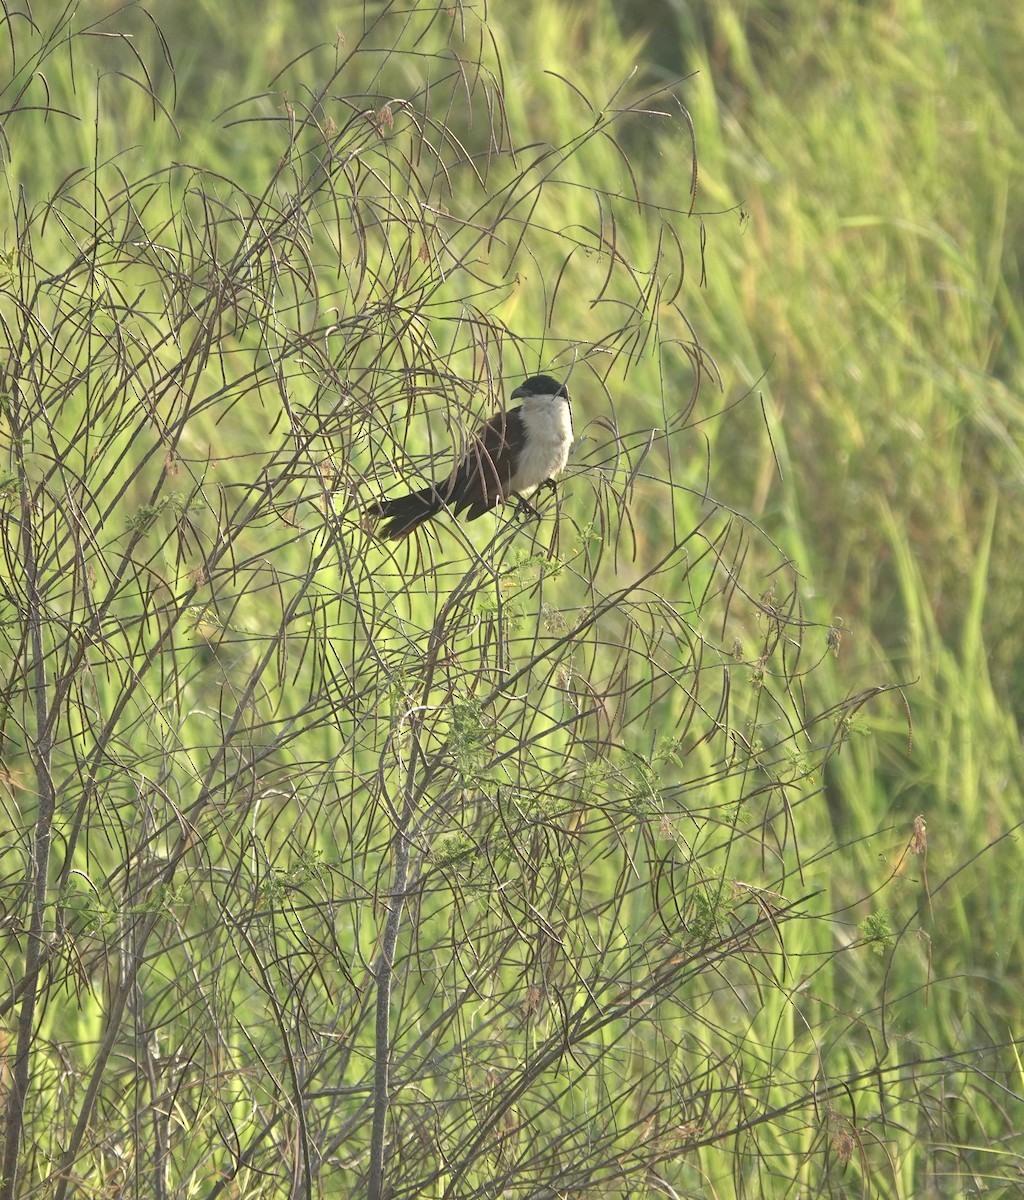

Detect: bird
[367,374,573,539]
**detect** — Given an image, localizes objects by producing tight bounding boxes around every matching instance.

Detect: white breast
[509,394,574,496]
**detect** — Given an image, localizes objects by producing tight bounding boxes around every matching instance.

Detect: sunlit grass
[2,0,1023,1195]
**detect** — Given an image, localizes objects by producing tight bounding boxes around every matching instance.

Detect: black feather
[368,408,528,539]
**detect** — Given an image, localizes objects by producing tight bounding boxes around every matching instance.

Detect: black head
[511,374,569,401]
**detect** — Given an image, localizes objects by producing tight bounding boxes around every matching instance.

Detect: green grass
[2,1,1023,1197]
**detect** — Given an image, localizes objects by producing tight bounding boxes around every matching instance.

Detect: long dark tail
[366,486,443,539]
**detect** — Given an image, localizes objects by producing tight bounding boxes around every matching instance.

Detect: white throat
[509,392,574,496]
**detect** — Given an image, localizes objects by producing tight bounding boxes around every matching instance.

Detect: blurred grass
[678,2,1024,678]
[675,0,1024,955]
[4,0,1024,1193]
[665,5,1024,1187]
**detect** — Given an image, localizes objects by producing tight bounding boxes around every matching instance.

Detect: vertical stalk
[0,473,55,1200]
[366,572,476,1200]
[366,820,413,1200]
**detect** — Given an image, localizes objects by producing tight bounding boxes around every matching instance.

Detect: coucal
[368,374,573,539]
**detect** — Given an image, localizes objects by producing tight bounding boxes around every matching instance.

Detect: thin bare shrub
[1,5,1018,1200]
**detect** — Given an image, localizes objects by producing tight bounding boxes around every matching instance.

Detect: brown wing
[442,407,527,521]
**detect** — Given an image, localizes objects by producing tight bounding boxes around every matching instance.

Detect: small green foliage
[249,854,331,911]
[287,848,329,887]
[478,547,565,624]
[783,746,815,783]
[688,885,724,943]
[431,831,477,870]
[475,591,499,617]
[256,874,286,909]
[476,579,527,628]
[624,750,660,817]
[448,698,490,779]
[860,909,895,956]
[570,521,602,560]
[124,493,198,534]
[835,711,871,744]
[167,492,202,519]
[125,501,165,533]
[152,882,190,909]
[579,758,611,795]
[59,880,116,935]
[509,546,561,577]
[655,736,684,767]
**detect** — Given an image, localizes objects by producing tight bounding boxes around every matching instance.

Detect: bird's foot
[511,495,540,522]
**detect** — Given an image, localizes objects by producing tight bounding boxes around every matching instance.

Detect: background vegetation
[2,1,1022,1197]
